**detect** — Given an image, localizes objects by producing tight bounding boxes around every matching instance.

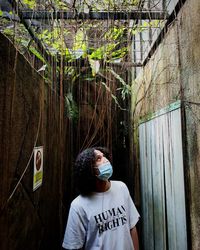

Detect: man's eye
[96,156,101,161]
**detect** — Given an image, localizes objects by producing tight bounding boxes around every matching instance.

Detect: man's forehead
[94,149,103,155]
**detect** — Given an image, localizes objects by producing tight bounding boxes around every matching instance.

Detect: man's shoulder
[111,180,128,190]
[70,194,83,207]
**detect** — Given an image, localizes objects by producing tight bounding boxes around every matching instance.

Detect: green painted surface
[139,100,181,124]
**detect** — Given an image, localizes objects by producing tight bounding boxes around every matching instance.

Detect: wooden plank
[139,105,187,250]
[153,116,166,250]
[139,121,154,250]
[146,120,154,250]
[162,111,176,249]
[162,108,187,250]
[139,123,149,249]
[170,109,187,249]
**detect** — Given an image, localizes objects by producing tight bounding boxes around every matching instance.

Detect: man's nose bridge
[103,157,108,163]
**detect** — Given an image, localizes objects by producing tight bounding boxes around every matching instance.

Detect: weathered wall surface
[179,1,200,249]
[0,33,68,250]
[132,0,200,249]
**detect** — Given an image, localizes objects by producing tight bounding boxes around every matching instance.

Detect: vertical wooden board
[139,123,150,249]
[139,124,148,247]
[151,117,158,249]
[170,109,187,250]
[139,122,154,250]
[163,109,187,250]
[146,120,155,250]
[139,106,187,250]
[163,111,177,249]
[153,116,166,250]
[159,115,168,249]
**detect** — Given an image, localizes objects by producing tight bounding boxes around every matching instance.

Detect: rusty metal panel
[139,105,187,250]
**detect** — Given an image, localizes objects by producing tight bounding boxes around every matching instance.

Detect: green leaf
[22,0,36,9]
[65,48,73,60]
[65,93,79,121]
[108,68,131,100]
[3,28,14,36]
[89,47,104,60]
[89,59,100,76]
[111,47,127,59]
[73,29,88,57]
[100,82,127,110]
[108,68,127,86]
[29,46,46,63]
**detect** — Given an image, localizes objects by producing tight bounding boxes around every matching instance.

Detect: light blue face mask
[96,162,113,181]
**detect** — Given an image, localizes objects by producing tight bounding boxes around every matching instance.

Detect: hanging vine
[0,0,163,125]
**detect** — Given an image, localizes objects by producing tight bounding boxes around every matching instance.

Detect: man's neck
[95,180,111,192]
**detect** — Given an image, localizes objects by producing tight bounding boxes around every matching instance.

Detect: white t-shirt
[62,181,140,250]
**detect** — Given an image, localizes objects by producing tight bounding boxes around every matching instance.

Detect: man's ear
[93,167,100,176]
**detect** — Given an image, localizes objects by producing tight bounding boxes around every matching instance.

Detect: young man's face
[93,150,109,176]
[94,150,109,166]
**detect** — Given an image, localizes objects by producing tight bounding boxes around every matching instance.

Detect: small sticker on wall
[33,146,43,191]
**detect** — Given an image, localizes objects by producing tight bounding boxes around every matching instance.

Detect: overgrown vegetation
[0,0,162,119]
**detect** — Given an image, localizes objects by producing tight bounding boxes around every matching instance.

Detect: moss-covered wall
[131,0,200,248]
[0,32,68,250]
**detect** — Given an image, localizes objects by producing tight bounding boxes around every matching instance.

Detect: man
[62,147,140,250]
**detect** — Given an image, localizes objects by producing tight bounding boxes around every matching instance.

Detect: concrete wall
[132,0,200,248]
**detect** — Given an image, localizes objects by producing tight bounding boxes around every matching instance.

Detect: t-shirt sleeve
[128,195,140,229]
[122,183,140,229]
[62,205,86,249]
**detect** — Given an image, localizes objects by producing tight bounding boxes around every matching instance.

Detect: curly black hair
[74,147,111,195]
